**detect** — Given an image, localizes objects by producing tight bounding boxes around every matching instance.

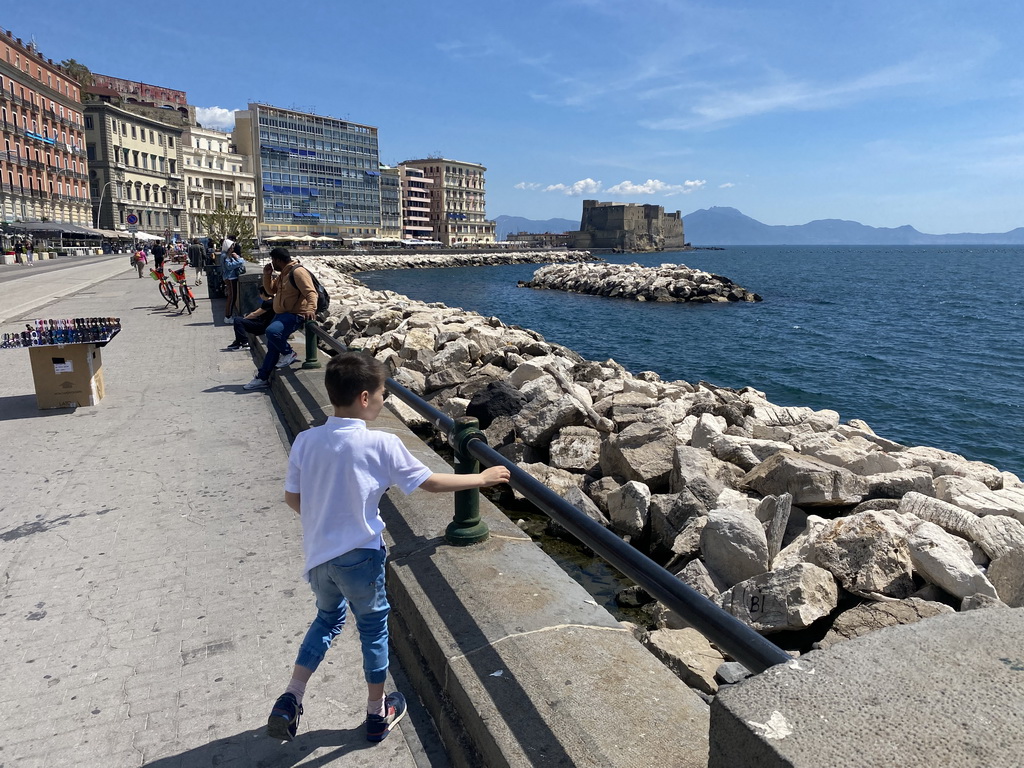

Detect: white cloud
[604,178,706,196]
[544,178,603,196]
[515,182,543,190]
[643,58,950,131]
[540,177,705,197]
[719,182,735,188]
[195,106,238,131]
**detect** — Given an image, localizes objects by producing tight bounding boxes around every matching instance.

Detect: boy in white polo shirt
[267,351,509,743]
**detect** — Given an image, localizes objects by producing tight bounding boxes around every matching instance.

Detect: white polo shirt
[285,417,433,581]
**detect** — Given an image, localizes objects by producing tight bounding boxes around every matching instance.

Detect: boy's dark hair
[270,246,292,263]
[325,351,387,407]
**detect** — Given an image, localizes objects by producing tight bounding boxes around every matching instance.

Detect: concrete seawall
[254,338,712,767]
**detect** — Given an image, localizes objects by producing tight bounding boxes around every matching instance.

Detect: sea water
[357,245,1023,479]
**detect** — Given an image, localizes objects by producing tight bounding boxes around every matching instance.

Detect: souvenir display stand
[2,318,120,409]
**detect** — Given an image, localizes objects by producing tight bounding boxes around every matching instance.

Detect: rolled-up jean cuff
[365,667,388,685]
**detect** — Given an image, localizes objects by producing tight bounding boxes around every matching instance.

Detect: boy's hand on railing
[479,466,511,487]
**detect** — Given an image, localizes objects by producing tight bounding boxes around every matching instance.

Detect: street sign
[127,225,138,233]
[126,214,139,226]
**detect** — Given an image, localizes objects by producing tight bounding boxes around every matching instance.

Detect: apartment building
[182,125,257,238]
[233,103,381,238]
[84,99,185,237]
[0,29,91,226]
[399,158,495,245]
[399,164,433,241]
[378,164,401,240]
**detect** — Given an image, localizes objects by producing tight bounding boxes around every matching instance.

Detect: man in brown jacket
[244,247,317,390]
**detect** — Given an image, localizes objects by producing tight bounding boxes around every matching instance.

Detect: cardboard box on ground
[28,343,105,409]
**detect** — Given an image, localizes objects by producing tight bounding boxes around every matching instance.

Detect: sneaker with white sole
[365,692,408,742]
[276,350,299,368]
[243,374,270,390]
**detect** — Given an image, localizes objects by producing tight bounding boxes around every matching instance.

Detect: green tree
[60,59,94,88]
[197,203,255,260]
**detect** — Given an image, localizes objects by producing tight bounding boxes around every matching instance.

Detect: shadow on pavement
[202,384,265,396]
[140,726,377,767]
[0,394,72,421]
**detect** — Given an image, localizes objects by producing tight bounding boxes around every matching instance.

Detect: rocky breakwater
[301,257,1024,699]
[321,249,592,274]
[519,262,762,303]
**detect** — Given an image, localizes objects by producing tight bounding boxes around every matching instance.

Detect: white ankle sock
[367,696,386,717]
[285,679,307,705]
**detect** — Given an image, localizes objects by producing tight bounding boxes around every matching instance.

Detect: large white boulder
[811,511,915,599]
[717,563,839,633]
[700,509,770,587]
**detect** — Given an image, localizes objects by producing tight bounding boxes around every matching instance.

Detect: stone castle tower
[570,200,686,251]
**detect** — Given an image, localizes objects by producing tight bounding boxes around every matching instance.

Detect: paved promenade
[0,258,444,767]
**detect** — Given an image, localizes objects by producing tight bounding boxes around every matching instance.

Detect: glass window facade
[253,105,380,232]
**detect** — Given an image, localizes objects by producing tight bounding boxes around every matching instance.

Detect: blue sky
[7,1,1024,233]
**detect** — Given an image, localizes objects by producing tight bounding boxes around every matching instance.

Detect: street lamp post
[95,180,115,230]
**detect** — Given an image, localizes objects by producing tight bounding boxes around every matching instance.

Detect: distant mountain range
[496,207,1024,245]
[679,207,1024,246]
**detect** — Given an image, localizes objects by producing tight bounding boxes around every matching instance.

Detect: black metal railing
[302,321,789,674]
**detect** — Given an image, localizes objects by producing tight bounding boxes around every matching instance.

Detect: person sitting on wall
[226,285,280,351]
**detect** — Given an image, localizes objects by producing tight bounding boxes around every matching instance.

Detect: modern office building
[0,29,91,227]
[398,164,433,241]
[378,164,401,240]
[84,97,186,237]
[233,103,381,239]
[182,125,257,239]
[399,158,495,245]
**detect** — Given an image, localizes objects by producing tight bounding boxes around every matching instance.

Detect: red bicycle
[151,267,179,308]
[170,265,197,314]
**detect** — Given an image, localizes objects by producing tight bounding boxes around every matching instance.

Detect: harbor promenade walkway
[0,257,446,767]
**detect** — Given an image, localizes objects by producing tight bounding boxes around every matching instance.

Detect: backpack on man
[289,266,331,320]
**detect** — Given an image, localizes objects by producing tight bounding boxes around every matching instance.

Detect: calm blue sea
[356,246,1023,479]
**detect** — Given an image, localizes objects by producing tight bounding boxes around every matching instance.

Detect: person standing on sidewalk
[243,247,315,390]
[265,351,510,742]
[133,247,147,278]
[187,238,205,285]
[222,243,246,321]
[151,240,166,272]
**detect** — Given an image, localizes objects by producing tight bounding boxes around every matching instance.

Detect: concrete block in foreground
[709,607,1024,768]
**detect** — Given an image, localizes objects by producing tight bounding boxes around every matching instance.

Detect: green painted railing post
[302,321,321,369]
[445,416,490,546]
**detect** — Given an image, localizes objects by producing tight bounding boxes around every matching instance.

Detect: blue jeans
[296,547,390,684]
[257,312,303,381]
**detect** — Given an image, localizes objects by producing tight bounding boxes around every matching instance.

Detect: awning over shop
[6,220,102,236]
